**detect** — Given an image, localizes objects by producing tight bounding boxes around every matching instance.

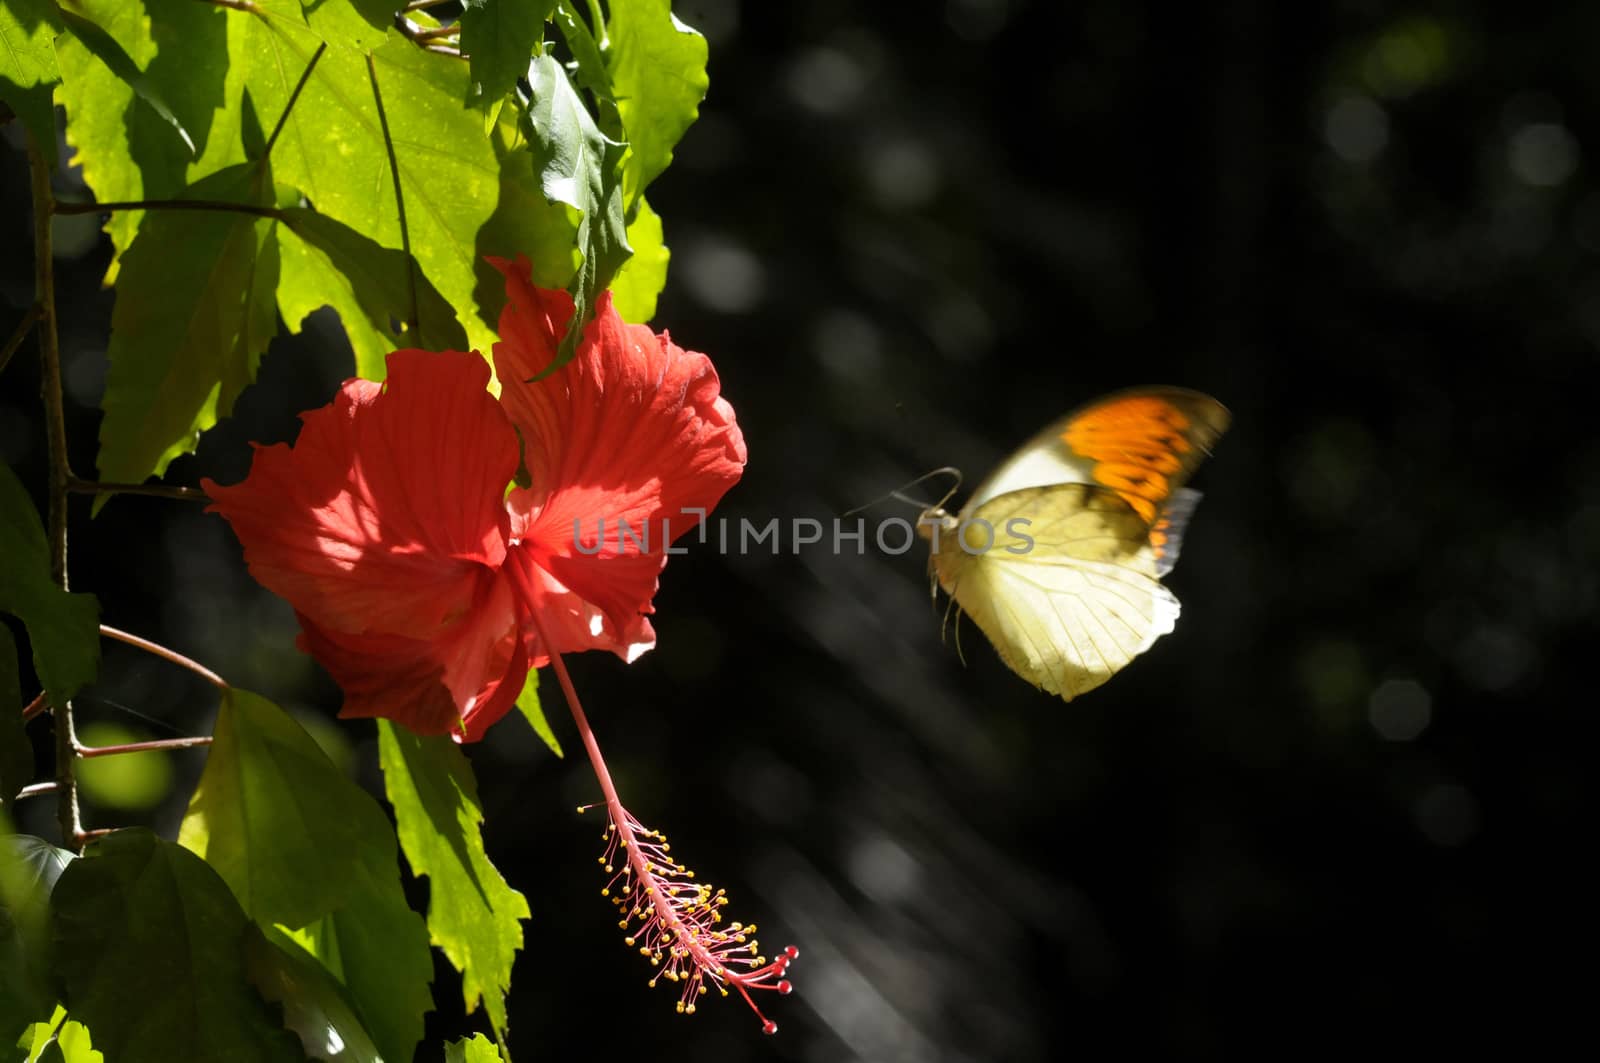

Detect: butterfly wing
[966,387,1229,576]
[931,483,1179,700]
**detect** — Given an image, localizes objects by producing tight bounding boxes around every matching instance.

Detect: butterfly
[918,387,1229,700]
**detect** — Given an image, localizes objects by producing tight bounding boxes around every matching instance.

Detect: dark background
[3,0,1595,1058]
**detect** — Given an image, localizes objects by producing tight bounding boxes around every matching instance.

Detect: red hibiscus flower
[202,257,747,741]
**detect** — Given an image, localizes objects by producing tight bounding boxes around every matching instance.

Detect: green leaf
[94,163,282,490]
[54,0,239,277]
[609,194,668,324]
[377,721,528,1041]
[179,688,431,1063]
[0,463,99,709]
[512,668,561,758]
[278,207,469,381]
[74,723,173,812]
[0,835,75,1045]
[605,0,708,213]
[298,0,392,52]
[0,0,63,165]
[239,12,504,354]
[50,829,303,1063]
[525,51,630,372]
[244,926,381,1063]
[57,6,195,156]
[0,627,33,804]
[16,1006,101,1063]
[469,102,580,336]
[443,1033,502,1063]
[459,0,555,107]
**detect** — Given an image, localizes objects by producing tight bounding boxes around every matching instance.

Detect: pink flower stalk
[523,602,799,1033]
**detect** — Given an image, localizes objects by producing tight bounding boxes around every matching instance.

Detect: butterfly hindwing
[931,484,1180,700]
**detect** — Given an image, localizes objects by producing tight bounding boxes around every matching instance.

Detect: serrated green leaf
[606,0,708,213]
[0,835,75,1046]
[179,688,391,929]
[525,51,630,372]
[511,668,560,758]
[245,926,382,1063]
[94,163,281,490]
[239,12,503,354]
[0,0,63,165]
[443,1033,502,1063]
[54,0,240,277]
[470,101,580,335]
[377,721,528,1041]
[278,207,468,380]
[550,2,610,105]
[609,193,667,323]
[50,829,303,1063]
[299,0,392,52]
[57,7,194,156]
[180,688,432,1063]
[0,464,99,710]
[0,627,33,804]
[16,1006,101,1063]
[459,0,554,107]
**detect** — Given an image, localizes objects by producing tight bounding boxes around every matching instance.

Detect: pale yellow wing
[931,483,1179,700]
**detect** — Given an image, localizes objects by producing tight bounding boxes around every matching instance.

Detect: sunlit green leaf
[0,835,75,1046]
[512,668,561,758]
[0,463,99,710]
[179,688,432,1063]
[443,1033,502,1063]
[0,627,33,804]
[74,723,172,812]
[50,829,303,1063]
[277,207,469,381]
[0,0,63,164]
[16,1005,101,1063]
[238,11,503,354]
[610,194,668,324]
[299,0,392,52]
[245,926,382,1063]
[459,0,554,107]
[94,163,282,490]
[525,51,630,371]
[378,721,528,1041]
[54,0,241,278]
[606,0,708,213]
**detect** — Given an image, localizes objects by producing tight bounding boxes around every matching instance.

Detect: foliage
[1,0,711,1057]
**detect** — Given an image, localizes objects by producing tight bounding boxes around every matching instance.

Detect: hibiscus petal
[489,256,747,659]
[204,349,528,738]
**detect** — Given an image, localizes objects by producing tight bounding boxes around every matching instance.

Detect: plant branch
[366,53,421,337]
[265,41,326,159]
[28,131,82,849]
[54,198,284,219]
[16,781,61,801]
[68,477,210,502]
[0,304,40,376]
[75,735,213,758]
[403,0,452,10]
[100,625,229,690]
[21,691,49,722]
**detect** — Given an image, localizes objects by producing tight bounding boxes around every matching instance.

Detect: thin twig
[412,24,460,40]
[75,735,214,758]
[100,625,229,690]
[68,477,210,503]
[28,130,82,850]
[74,827,118,845]
[0,304,40,376]
[21,691,48,722]
[404,0,453,10]
[265,42,326,158]
[54,199,283,219]
[16,781,61,801]
[366,53,420,337]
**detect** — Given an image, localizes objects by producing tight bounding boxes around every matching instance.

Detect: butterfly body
[920,387,1229,700]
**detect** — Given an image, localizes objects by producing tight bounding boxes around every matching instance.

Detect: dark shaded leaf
[0,834,75,1046]
[0,463,99,709]
[245,926,381,1063]
[459,0,555,107]
[50,829,303,1063]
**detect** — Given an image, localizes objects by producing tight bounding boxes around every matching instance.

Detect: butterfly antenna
[843,466,963,518]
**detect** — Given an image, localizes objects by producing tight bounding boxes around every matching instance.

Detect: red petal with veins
[202,349,528,737]
[490,256,747,662]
